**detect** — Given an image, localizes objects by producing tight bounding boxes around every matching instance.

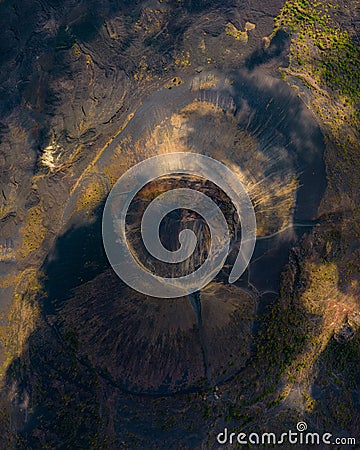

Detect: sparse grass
[256,301,313,376]
[133,56,153,83]
[75,178,107,212]
[0,270,41,379]
[174,50,191,67]
[134,7,166,36]
[225,23,248,42]
[19,204,46,258]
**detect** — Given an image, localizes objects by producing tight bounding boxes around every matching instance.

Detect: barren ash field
[0,0,359,448]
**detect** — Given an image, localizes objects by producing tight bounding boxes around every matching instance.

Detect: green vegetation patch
[275,0,360,104]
